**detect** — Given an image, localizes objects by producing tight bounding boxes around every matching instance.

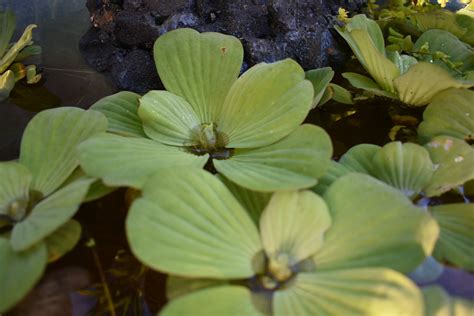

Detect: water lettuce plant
[313,139,474,271]
[78,28,332,192]
[336,14,474,106]
[126,168,438,315]
[422,285,474,315]
[0,10,41,101]
[0,107,107,312]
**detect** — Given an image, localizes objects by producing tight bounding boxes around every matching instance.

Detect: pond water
[0,1,473,315]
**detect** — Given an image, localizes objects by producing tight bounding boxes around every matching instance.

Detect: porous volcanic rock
[81,0,366,93]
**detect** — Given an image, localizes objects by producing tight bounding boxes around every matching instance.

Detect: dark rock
[114,10,160,47]
[79,27,116,72]
[110,49,162,93]
[143,0,192,16]
[80,0,367,93]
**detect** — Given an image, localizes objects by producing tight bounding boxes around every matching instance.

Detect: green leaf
[0,237,47,313]
[166,275,227,300]
[421,284,474,316]
[418,88,474,144]
[339,143,381,173]
[214,124,332,192]
[370,142,434,198]
[44,219,81,263]
[0,69,15,101]
[311,161,353,196]
[328,83,354,104]
[342,72,398,98]
[217,59,313,148]
[14,45,41,62]
[154,28,243,123]
[138,90,200,146]
[10,178,93,252]
[0,162,31,216]
[387,51,418,74]
[260,191,331,268]
[126,168,262,279]
[161,286,265,316]
[91,91,146,138]
[19,107,108,196]
[414,29,474,76]
[0,10,16,58]
[394,62,474,106]
[430,203,474,270]
[305,67,335,108]
[349,29,399,93]
[78,133,208,189]
[315,174,439,273]
[218,175,271,225]
[274,268,423,316]
[0,24,36,74]
[344,15,386,55]
[424,136,474,197]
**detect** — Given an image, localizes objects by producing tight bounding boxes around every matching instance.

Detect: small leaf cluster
[0,10,41,101]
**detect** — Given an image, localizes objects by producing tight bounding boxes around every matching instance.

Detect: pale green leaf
[78,133,208,189]
[311,160,353,196]
[0,24,36,74]
[138,90,200,146]
[14,44,41,62]
[414,29,474,76]
[19,107,108,196]
[328,83,354,104]
[260,191,331,267]
[217,59,313,148]
[274,268,423,316]
[166,275,227,300]
[344,14,386,54]
[214,124,332,192]
[387,51,418,74]
[342,72,398,98]
[0,162,31,217]
[430,203,474,270]
[10,178,93,252]
[154,28,243,123]
[91,91,146,138]
[424,136,474,197]
[218,175,271,224]
[421,285,474,316]
[0,69,15,101]
[349,29,399,93]
[44,219,81,263]
[394,62,474,106]
[418,88,474,144]
[339,143,381,173]
[315,174,439,273]
[0,237,47,313]
[161,286,265,316]
[370,142,435,198]
[0,10,16,58]
[306,67,335,108]
[126,168,262,279]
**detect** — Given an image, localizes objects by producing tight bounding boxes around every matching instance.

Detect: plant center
[0,190,43,224]
[188,123,233,160]
[259,253,293,290]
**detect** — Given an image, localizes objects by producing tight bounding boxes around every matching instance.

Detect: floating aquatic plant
[126,168,438,315]
[0,10,41,101]
[0,107,107,312]
[336,14,474,106]
[313,139,474,270]
[78,28,333,192]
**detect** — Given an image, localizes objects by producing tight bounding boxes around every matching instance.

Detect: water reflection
[0,0,114,160]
